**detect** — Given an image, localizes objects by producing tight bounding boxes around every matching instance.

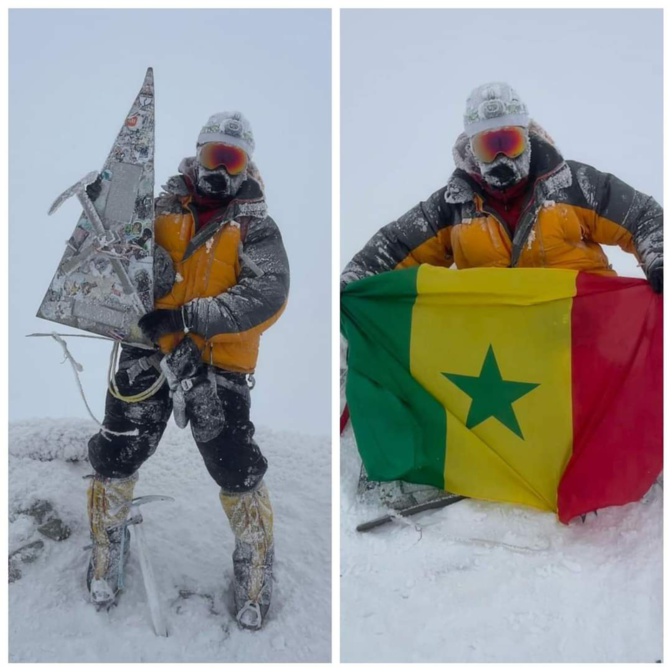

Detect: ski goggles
[471,126,528,164]
[197,142,248,175]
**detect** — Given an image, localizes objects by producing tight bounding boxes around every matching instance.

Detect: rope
[27,332,112,340]
[107,341,167,403]
[48,333,102,425]
[28,332,158,436]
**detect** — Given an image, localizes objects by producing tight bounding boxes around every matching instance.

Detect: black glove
[163,335,203,380]
[160,337,225,441]
[85,174,103,202]
[646,260,663,294]
[138,309,185,343]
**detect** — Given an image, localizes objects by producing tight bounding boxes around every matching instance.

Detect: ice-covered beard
[477,142,532,190]
[195,164,246,199]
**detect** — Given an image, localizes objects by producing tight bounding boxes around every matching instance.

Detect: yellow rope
[107,341,166,403]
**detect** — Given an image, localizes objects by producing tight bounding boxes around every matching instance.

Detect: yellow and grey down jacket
[154,162,289,373]
[341,124,662,285]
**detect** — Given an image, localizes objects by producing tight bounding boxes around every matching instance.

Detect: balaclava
[464,82,532,190]
[195,111,255,198]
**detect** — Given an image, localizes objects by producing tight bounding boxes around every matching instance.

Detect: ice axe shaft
[128,495,174,638]
[356,495,467,532]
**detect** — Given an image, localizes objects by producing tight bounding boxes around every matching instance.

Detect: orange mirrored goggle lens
[472,127,527,164]
[198,143,248,175]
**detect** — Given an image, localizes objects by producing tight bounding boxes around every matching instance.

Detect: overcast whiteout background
[341,8,663,277]
[340,8,663,663]
[9,9,331,437]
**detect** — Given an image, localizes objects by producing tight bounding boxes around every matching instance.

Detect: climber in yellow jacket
[341,82,663,512]
[342,82,662,290]
[87,111,289,630]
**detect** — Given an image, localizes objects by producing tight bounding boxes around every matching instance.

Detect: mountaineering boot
[220,481,274,630]
[86,472,138,608]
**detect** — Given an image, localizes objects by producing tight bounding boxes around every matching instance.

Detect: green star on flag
[443,344,539,439]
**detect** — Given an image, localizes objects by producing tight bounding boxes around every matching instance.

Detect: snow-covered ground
[340,426,663,663]
[9,418,331,663]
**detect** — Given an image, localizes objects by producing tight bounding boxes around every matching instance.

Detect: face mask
[195,164,246,198]
[477,142,531,190]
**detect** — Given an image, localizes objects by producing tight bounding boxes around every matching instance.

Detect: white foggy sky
[8,9,331,435]
[6,8,666,434]
[341,8,663,277]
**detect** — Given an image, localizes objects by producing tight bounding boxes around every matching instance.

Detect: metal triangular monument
[37,67,155,345]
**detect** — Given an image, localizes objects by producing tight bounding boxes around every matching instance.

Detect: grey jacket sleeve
[188,216,290,338]
[341,188,453,287]
[570,161,663,275]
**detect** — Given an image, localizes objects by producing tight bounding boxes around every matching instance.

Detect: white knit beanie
[464,82,530,137]
[197,111,255,157]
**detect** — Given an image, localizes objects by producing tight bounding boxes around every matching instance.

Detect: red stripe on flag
[558,274,663,523]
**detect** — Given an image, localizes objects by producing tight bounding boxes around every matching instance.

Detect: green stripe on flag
[341,268,447,489]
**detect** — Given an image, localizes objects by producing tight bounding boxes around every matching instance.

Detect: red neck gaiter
[184,174,233,231]
[470,173,531,233]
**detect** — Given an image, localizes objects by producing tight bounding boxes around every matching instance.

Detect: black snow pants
[88,346,268,493]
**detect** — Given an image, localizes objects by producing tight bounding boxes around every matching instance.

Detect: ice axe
[48,171,112,243]
[48,171,146,314]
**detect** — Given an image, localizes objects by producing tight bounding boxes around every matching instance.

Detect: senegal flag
[341,266,662,524]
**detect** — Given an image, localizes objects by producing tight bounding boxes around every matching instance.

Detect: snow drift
[340,426,662,663]
[9,418,331,663]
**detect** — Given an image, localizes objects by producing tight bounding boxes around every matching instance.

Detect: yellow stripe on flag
[411,267,578,512]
